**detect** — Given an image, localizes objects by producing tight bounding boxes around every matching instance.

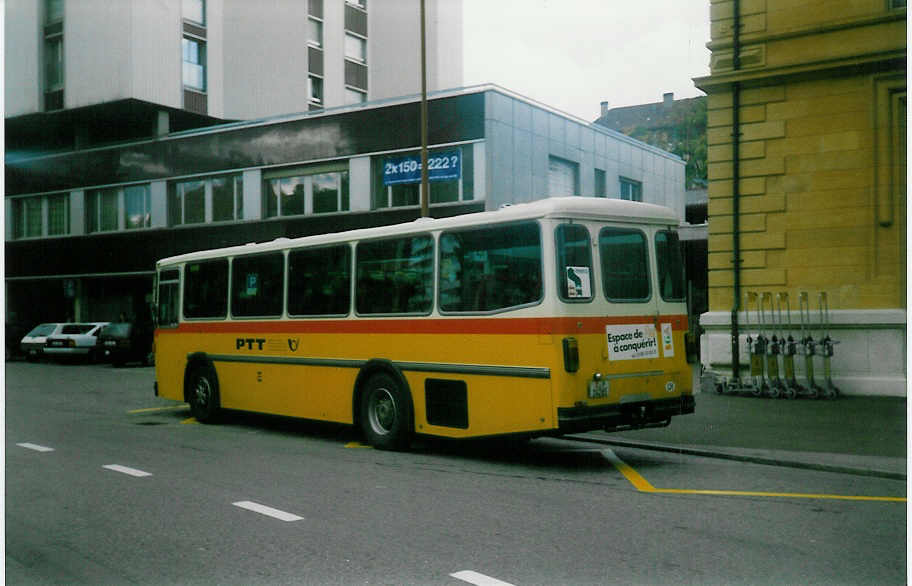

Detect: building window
[13,193,70,239]
[47,193,69,235]
[13,198,43,239]
[308,75,323,104]
[43,0,64,110]
[548,156,579,196]
[212,175,244,222]
[346,0,367,8]
[46,0,63,22]
[594,169,607,198]
[170,175,243,226]
[345,87,367,105]
[86,188,120,233]
[124,185,151,230]
[170,180,206,226]
[619,177,642,202]
[372,145,474,209]
[263,164,350,218]
[345,33,367,63]
[182,37,206,91]
[308,17,323,47]
[183,0,205,25]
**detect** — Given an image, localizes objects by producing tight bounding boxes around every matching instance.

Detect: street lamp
[419,0,429,217]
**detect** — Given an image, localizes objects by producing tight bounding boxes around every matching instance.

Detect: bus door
[588,223,689,402]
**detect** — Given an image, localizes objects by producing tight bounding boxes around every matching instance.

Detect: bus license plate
[588,380,610,399]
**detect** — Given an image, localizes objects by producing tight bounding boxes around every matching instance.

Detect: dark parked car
[97,322,154,366]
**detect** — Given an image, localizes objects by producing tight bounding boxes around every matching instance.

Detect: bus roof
[156,196,679,267]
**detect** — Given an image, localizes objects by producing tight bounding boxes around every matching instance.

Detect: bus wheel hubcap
[369,389,396,434]
[195,377,211,406]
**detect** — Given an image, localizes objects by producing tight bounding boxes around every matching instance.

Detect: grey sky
[462,0,711,121]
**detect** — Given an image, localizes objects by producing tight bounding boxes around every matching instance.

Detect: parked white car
[44,322,110,362]
[20,323,64,361]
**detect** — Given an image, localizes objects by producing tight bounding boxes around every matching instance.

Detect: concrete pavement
[577,387,907,480]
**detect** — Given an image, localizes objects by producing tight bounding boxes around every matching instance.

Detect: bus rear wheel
[360,373,411,451]
[188,365,220,423]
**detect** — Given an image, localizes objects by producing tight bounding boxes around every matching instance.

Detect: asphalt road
[6,361,907,585]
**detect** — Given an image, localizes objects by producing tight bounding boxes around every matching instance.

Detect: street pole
[419,0,429,217]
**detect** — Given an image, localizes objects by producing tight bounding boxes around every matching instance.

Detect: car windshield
[102,323,131,336]
[61,324,95,335]
[26,324,57,337]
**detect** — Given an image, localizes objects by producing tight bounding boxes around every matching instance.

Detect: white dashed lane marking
[17,443,55,452]
[232,501,303,522]
[451,570,516,586]
[102,464,153,477]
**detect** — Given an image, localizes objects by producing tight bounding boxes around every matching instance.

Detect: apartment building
[6,0,463,147]
[695,0,906,395]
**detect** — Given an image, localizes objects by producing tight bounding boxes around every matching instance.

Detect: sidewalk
[578,390,907,480]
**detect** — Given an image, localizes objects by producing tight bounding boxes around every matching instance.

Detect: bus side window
[439,222,542,313]
[184,259,229,319]
[356,235,433,315]
[156,269,180,327]
[231,253,284,318]
[288,245,352,316]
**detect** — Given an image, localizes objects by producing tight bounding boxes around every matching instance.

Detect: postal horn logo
[287,338,300,352]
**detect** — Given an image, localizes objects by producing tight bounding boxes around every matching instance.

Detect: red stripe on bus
[158,315,689,336]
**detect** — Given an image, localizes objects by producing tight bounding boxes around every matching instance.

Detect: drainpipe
[730,0,743,381]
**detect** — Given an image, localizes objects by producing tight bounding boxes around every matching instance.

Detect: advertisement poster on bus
[605,324,660,360]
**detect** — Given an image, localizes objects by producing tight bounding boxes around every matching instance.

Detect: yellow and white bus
[153,197,694,449]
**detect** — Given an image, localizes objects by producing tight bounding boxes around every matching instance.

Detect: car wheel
[359,372,412,451]
[188,365,221,423]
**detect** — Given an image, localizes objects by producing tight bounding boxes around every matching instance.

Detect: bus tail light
[562,337,579,373]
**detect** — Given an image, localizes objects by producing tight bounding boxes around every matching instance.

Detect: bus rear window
[288,245,351,316]
[231,253,284,317]
[599,228,650,302]
[440,222,542,313]
[356,235,433,315]
[184,259,228,318]
[656,230,686,301]
[556,224,593,301]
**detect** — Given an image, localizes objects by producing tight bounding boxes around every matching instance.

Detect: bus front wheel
[360,373,412,451]
[188,365,221,423]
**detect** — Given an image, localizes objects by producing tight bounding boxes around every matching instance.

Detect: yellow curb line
[603,449,906,503]
[345,442,373,449]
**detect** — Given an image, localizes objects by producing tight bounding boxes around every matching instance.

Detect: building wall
[696,0,906,396]
[4,0,42,116]
[221,0,311,119]
[129,0,184,111]
[483,90,686,217]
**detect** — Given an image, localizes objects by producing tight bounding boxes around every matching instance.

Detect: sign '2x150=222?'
[383,150,461,185]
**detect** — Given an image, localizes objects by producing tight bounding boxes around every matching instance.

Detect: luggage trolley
[798,292,823,399]
[776,292,810,399]
[761,292,789,398]
[817,292,840,399]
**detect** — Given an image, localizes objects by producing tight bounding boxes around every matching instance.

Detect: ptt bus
[153,197,694,449]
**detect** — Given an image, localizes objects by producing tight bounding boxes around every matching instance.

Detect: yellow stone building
[694,0,906,395]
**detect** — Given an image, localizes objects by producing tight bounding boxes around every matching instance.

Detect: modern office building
[6,85,686,326]
[5,2,685,333]
[695,0,906,395]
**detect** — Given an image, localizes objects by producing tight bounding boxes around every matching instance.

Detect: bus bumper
[557,394,695,434]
